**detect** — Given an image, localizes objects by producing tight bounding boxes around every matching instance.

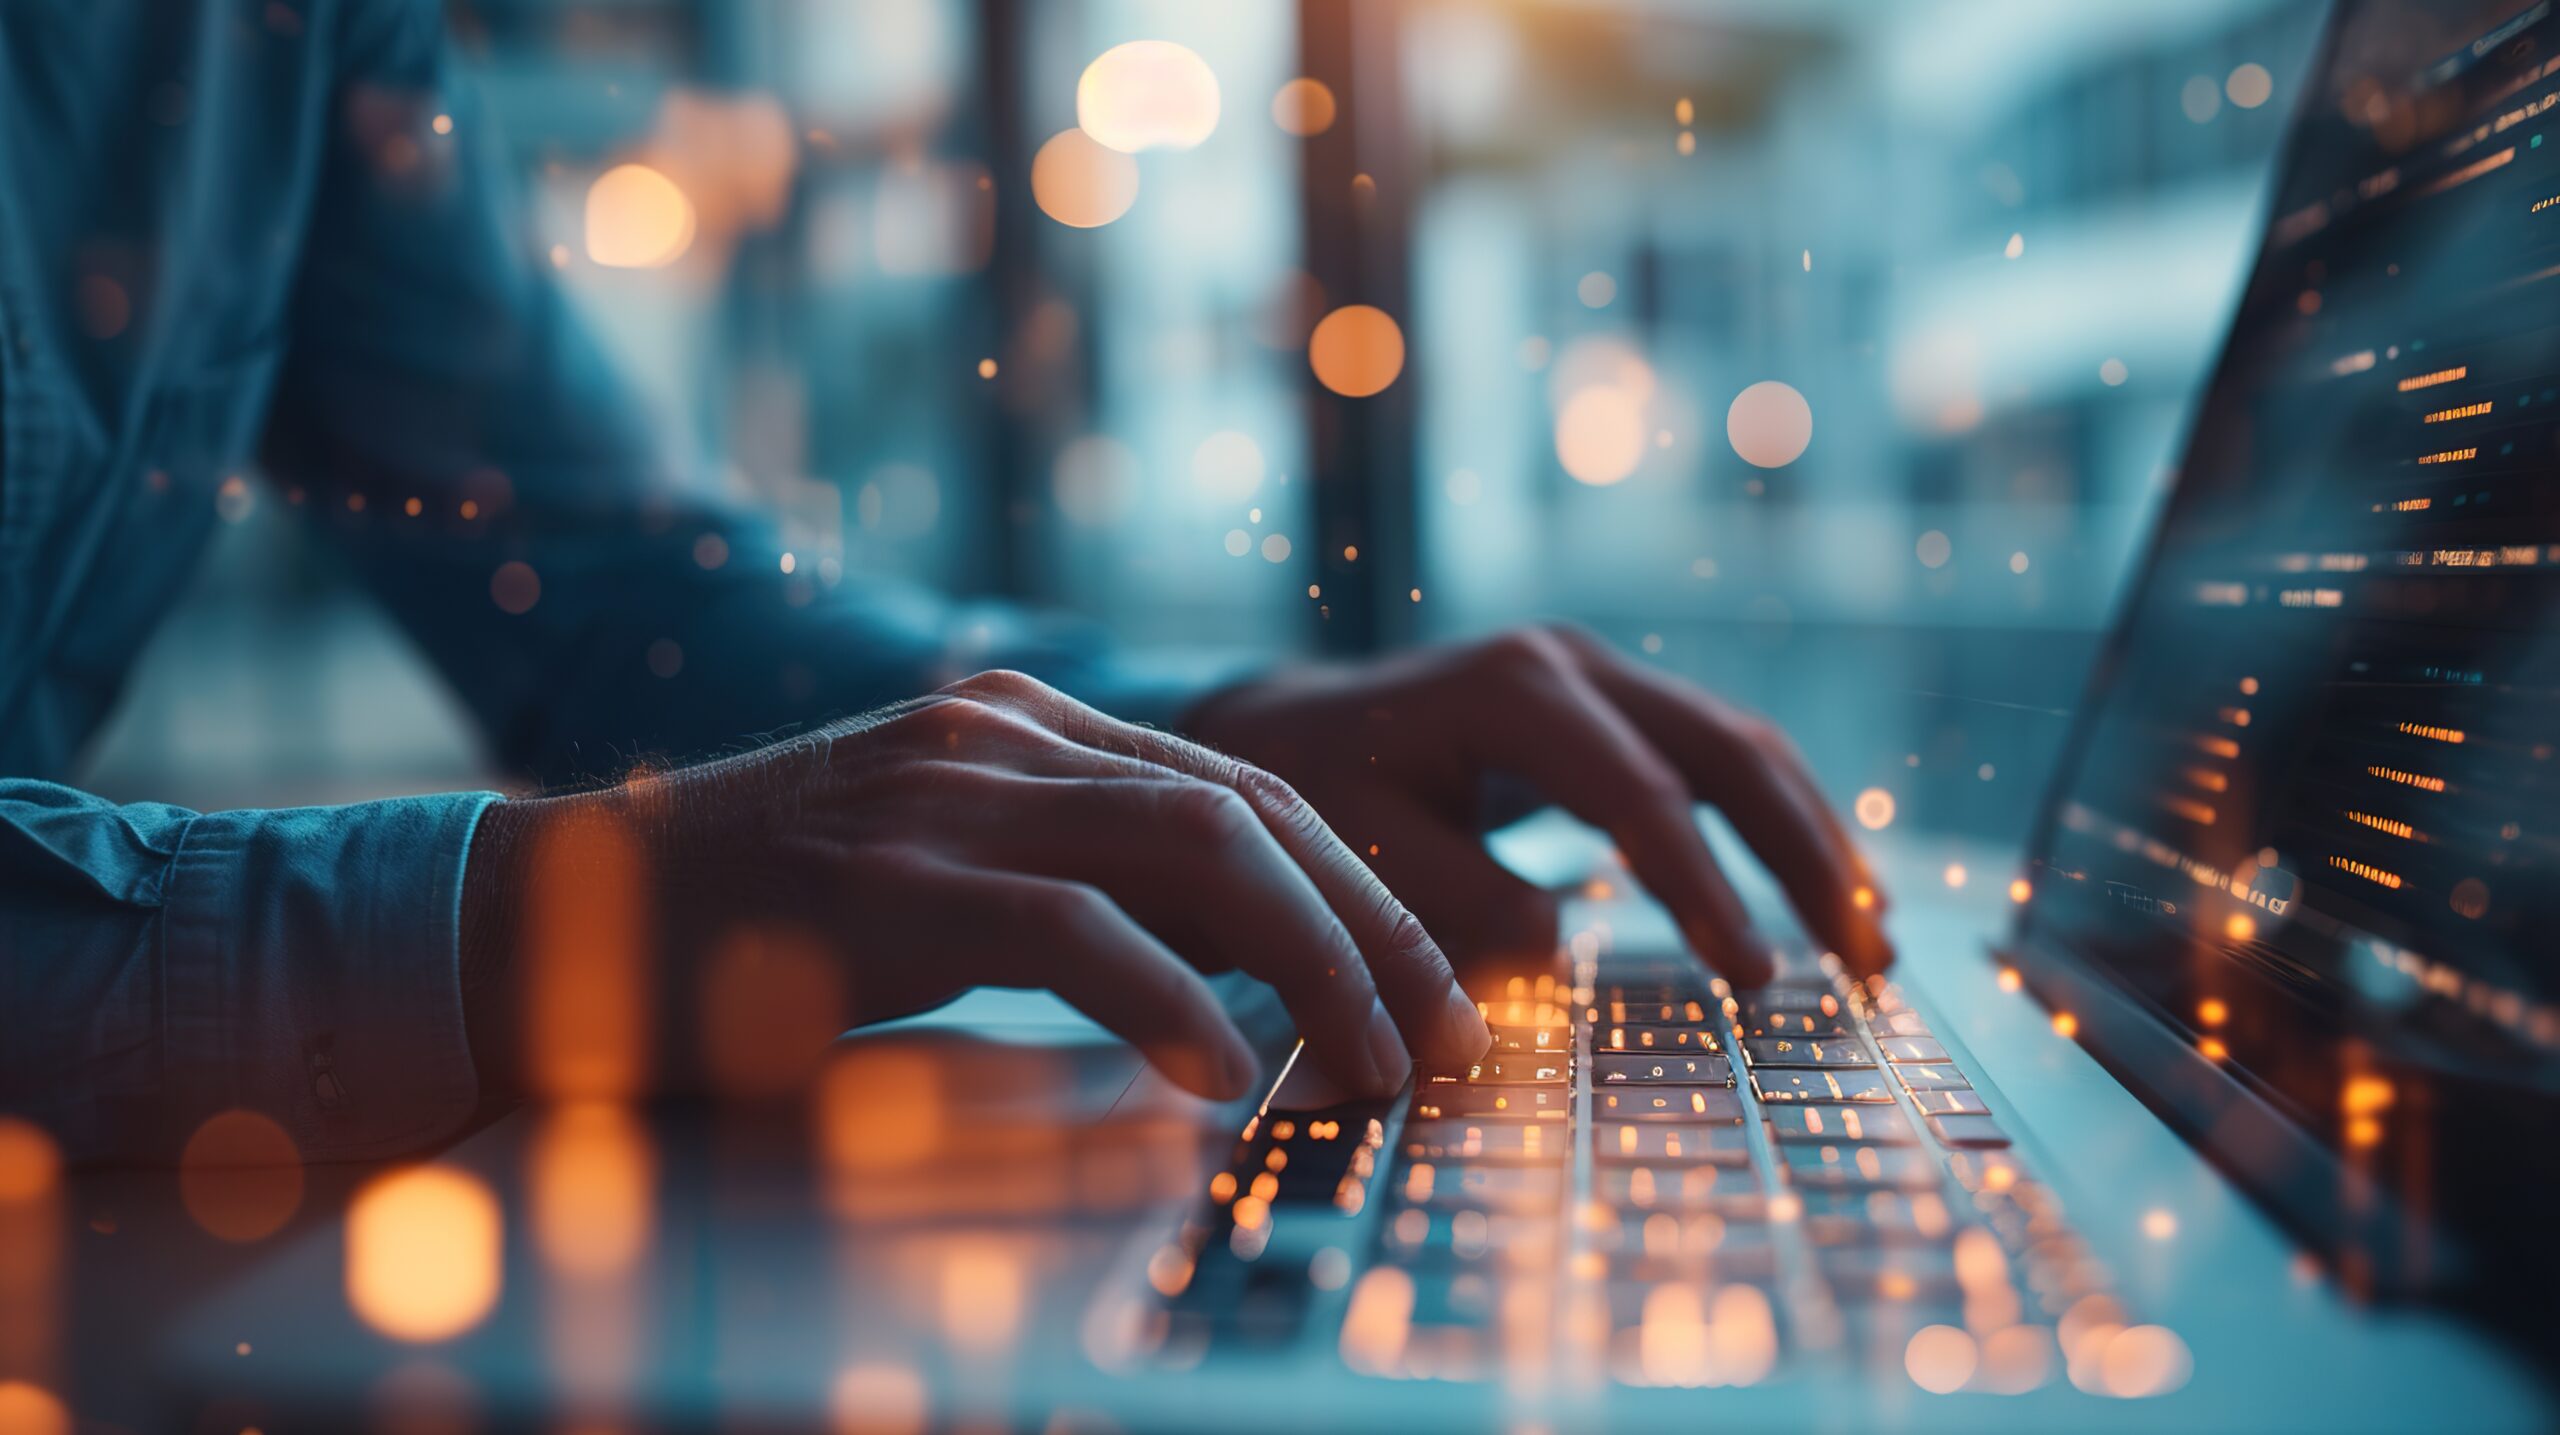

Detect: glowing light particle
[1031,128,1139,228]
[585,164,695,269]
[2004,232,2025,259]
[1725,380,1813,468]
[1077,41,1221,153]
[2009,878,2032,904]
[2198,998,2228,1027]
[179,1110,303,1243]
[1916,530,1952,568]
[1578,271,1617,308]
[2142,1208,2177,1241]
[1260,534,1292,563]
[1943,863,1967,890]
[2099,358,2128,386]
[490,561,540,615]
[1557,386,1647,485]
[0,1385,68,1435]
[1905,1324,1977,1394]
[2051,1011,2079,1039]
[2010,550,2030,574]
[1272,77,1336,137]
[346,1167,502,1342]
[976,357,997,379]
[1852,788,1895,830]
[2181,75,2221,123]
[2226,63,2274,110]
[1309,305,1406,397]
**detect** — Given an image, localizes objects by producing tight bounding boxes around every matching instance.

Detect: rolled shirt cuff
[161,789,502,1161]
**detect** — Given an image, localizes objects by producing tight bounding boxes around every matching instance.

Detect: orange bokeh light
[1030,128,1139,229]
[524,808,650,1101]
[346,1167,503,1343]
[0,1121,59,1204]
[700,927,847,1098]
[1555,386,1647,486]
[1077,41,1221,153]
[1308,305,1406,398]
[830,1363,928,1435]
[529,1103,653,1277]
[1852,787,1895,830]
[1272,77,1337,137]
[0,1383,68,1435]
[179,1109,304,1243]
[585,163,696,269]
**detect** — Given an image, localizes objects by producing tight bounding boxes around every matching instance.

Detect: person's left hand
[1182,624,1890,986]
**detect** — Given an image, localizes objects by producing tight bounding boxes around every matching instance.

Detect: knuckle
[1015,880,1113,938]
[951,668,1057,705]
[1479,627,1565,680]
[1160,781,1259,849]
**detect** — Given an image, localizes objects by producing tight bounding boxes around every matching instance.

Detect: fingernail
[1441,982,1490,1057]
[1364,999,1411,1092]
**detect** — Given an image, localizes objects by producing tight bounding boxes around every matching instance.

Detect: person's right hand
[462,670,1492,1104]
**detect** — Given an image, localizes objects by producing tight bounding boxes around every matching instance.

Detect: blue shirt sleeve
[0,781,496,1163]
[258,0,1252,784]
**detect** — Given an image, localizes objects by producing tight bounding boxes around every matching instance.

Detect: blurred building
[82,0,2326,851]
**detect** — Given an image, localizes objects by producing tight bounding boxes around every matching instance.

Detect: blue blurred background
[80,0,2327,855]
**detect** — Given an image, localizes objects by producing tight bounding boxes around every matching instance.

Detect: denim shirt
[0,1,1236,1162]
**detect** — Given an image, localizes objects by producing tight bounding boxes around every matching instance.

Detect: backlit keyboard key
[1905,1088,1990,1116]
[1928,1114,2012,1148]
[1412,1085,1570,1121]
[1795,1189,1958,1245]
[1750,1066,1895,1103]
[1594,1120,1753,1165]
[1594,1023,1721,1053]
[1761,1103,1916,1144]
[1400,1120,1567,1164]
[1874,1037,1948,1063]
[1596,1087,1744,1123]
[1894,1063,1971,1091]
[1593,1164,1765,1214]
[1777,1142,1939,1190]
[1485,1023,1572,1054]
[1739,1037,1873,1068]
[1396,1162,1566,1211]
[1458,1055,1571,1085]
[1592,1053,1731,1086]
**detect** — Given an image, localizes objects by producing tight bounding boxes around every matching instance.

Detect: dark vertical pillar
[973,0,1044,599]
[1298,0,1418,655]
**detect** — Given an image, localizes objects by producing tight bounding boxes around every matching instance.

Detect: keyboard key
[1596,1087,1744,1123]
[1776,1143,1939,1190]
[1894,1063,1971,1091]
[1395,1161,1566,1212]
[1905,1088,1990,1116]
[1945,1149,2026,1193]
[1399,1120,1568,1164]
[1928,1114,2012,1149]
[1456,1054,1570,1085]
[1730,994,1851,1038]
[1606,1243,1783,1285]
[1593,1053,1732,1086]
[1412,1085,1570,1122]
[1594,1023,1722,1053]
[1874,1037,1948,1063]
[1594,1165,1764,1215]
[1761,1103,1915,1144]
[1817,1244,1964,1303]
[1377,1205,1558,1266]
[1794,1189,1960,1246]
[1594,1120,1752,1166]
[1750,1067,1894,1104]
[1485,1023,1572,1054]
[1739,1037,1873,1068]
[1592,998,1719,1027]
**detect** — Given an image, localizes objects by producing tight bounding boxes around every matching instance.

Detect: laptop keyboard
[1130,951,2150,1395]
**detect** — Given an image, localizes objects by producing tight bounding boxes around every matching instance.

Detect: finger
[965,771,1411,1097]
[1571,649,1892,975]
[907,854,1259,1100]
[1346,793,1560,974]
[965,677,1487,1071]
[1456,641,1772,985]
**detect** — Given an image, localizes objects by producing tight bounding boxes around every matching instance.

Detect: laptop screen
[2017,0,2560,1292]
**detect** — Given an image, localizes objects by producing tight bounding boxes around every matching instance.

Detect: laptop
[160,1,2558,1428]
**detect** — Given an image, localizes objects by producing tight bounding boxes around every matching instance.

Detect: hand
[461,671,1491,1103]
[1183,624,1891,986]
